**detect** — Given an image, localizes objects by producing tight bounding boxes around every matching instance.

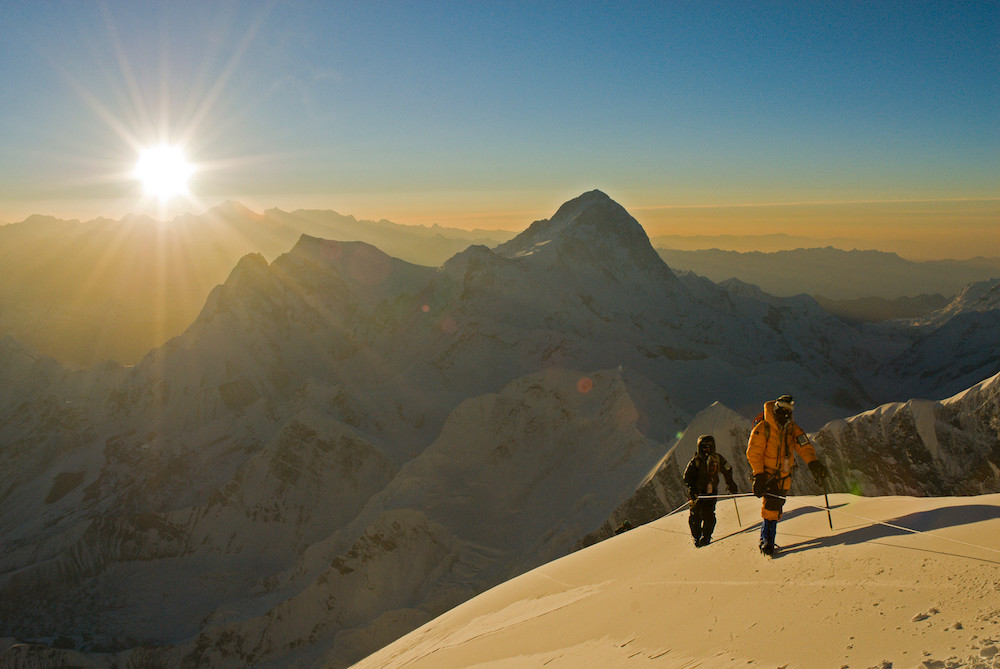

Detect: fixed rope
[659,492,999,556]
[662,493,755,519]
[805,500,999,555]
[767,493,1000,556]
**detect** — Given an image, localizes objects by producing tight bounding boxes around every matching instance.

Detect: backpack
[751,411,770,442]
[706,453,720,478]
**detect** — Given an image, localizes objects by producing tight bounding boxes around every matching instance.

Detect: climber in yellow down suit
[746,394,828,556]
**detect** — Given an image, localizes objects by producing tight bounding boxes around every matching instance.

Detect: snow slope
[353,493,1000,668]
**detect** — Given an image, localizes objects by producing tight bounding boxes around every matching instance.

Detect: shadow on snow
[773,502,1000,564]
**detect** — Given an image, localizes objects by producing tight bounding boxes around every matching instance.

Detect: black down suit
[682,434,739,547]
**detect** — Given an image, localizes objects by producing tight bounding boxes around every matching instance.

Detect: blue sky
[0,1,997,256]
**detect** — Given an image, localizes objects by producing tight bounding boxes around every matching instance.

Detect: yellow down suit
[746,400,820,521]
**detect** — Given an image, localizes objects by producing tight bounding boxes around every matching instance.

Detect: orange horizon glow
[2,193,997,261]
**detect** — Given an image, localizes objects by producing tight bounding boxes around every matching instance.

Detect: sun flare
[133,144,194,201]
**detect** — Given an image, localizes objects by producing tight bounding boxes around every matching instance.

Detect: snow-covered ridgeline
[0,190,998,668]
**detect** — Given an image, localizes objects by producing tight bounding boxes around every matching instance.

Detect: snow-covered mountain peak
[544,189,626,234]
[496,191,644,251]
[492,190,674,286]
[641,401,751,487]
[944,277,1000,314]
[494,190,635,255]
[900,278,1000,328]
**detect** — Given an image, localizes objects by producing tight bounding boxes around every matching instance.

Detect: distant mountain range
[1,191,998,668]
[812,293,951,324]
[655,246,1000,301]
[651,231,869,253]
[4,204,1000,367]
[650,230,1000,263]
[0,204,513,366]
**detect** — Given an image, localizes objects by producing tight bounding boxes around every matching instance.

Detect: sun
[133,144,194,201]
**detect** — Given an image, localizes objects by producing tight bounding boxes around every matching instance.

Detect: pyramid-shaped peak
[494,190,657,264]
[545,189,636,234]
[550,189,616,218]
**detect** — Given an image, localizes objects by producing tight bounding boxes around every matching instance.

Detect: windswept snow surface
[353,494,1000,669]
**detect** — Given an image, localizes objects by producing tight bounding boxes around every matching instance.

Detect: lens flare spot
[421,304,430,313]
[577,376,593,393]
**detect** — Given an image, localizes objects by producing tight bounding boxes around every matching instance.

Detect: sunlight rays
[40,3,283,226]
